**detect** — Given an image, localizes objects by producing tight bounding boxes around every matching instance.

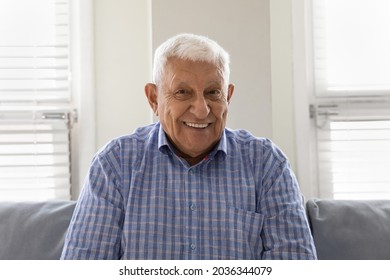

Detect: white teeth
[185,122,209,128]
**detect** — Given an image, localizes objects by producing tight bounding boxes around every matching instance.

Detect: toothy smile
[184,122,210,129]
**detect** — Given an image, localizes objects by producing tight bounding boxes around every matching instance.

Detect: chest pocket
[200,205,264,259]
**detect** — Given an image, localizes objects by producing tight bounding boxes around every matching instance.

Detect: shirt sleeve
[258,140,317,260]
[61,145,125,259]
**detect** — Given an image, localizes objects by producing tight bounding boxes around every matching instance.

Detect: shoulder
[95,123,159,160]
[225,128,287,163]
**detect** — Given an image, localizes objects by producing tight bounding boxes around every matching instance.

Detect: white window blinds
[311,0,390,199]
[0,0,72,201]
[314,102,390,199]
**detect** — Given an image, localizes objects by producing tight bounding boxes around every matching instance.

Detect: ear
[227,83,234,104]
[145,83,159,116]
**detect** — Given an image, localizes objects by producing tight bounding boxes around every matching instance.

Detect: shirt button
[190,203,197,211]
[190,243,197,250]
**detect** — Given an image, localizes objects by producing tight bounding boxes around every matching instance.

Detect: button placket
[186,167,199,255]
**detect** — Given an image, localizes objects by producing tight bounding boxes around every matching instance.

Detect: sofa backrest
[0,200,76,260]
[306,199,390,260]
[3,198,390,260]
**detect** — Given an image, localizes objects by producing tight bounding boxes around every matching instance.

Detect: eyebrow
[205,81,223,87]
[172,80,222,88]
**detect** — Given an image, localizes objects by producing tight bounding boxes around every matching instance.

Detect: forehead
[163,58,224,84]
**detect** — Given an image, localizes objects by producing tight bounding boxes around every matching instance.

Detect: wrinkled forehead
[162,57,227,86]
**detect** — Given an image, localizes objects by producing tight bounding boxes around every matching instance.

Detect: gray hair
[152,33,231,86]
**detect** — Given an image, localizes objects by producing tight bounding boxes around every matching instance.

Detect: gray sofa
[306,199,390,260]
[0,200,76,260]
[1,199,389,259]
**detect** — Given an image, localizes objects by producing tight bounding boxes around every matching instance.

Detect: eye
[206,89,222,100]
[173,89,192,100]
[175,89,188,95]
[208,89,221,95]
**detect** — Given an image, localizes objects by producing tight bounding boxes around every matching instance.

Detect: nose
[190,94,210,119]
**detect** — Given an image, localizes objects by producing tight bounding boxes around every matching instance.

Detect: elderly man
[61,33,317,260]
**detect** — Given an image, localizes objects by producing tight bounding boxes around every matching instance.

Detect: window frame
[69,0,96,199]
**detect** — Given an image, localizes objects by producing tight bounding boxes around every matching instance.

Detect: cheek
[213,102,229,119]
[159,100,187,123]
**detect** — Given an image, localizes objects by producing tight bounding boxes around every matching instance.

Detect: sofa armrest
[306,199,390,260]
[0,200,76,260]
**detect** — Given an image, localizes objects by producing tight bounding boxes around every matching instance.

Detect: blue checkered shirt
[61,122,317,260]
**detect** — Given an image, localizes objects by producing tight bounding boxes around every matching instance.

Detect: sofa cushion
[0,200,76,260]
[306,199,390,260]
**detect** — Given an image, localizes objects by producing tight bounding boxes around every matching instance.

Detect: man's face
[145,58,234,159]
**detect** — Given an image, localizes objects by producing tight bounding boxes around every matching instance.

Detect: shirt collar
[157,122,227,159]
[157,123,171,155]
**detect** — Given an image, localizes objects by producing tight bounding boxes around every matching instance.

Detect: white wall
[270,0,296,170]
[292,0,318,198]
[94,0,153,148]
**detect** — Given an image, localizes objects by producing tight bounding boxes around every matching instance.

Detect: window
[0,0,73,201]
[310,0,390,199]
[312,0,390,97]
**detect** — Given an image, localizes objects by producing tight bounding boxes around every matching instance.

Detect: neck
[169,140,214,166]
[164,134,218,166]
[176,151,208,166]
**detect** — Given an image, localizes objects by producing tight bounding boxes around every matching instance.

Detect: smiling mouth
[184,122,210,129]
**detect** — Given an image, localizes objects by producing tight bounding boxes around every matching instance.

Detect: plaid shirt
[61,122,316,260]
